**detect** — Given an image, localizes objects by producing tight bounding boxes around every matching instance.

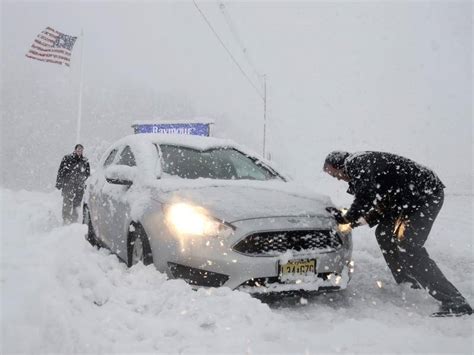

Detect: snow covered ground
[1,186,472,354]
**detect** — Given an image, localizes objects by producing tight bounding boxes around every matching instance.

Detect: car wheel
[83,204,100,248]
[127,223,153,267]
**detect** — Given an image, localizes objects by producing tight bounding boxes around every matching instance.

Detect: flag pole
[76,29,84,144]
[262,74,267,159]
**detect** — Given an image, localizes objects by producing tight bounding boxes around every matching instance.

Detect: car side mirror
[105,165,137,186]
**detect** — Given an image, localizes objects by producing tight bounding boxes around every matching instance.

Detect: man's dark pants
[62,187,84,224]
[374,189,466,305]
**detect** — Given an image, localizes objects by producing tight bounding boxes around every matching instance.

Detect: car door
[101,145,137,257]
[85,148,118,245]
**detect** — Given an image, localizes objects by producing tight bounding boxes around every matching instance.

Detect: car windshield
[157,144,282,181]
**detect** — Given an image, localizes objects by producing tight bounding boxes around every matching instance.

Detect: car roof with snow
[103,133,281,179]
[113,133,240,151]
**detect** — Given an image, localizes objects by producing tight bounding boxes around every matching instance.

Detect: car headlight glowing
[165,203,233,238]
[337,223,352,235]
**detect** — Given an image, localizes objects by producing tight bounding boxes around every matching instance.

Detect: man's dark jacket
[343,151,445,226]
[56,153,90,193]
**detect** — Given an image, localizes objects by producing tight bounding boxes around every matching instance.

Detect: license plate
[279,259,316,282]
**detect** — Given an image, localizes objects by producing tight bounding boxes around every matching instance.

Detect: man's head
[323,151,350,181]
[74,144,84,157]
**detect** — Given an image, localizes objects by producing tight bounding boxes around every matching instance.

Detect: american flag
[26,27,77,67]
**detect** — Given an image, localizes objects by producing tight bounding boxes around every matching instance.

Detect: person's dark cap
[75,144,84,150]
[324,151,350,170]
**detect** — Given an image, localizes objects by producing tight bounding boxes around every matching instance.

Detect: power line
[192,0,264,100]
[216,1,269,158]
[218,1,261,84]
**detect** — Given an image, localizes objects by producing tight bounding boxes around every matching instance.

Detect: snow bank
[1,188,472,354]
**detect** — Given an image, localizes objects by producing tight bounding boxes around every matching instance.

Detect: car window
[103,149,118,167]
[227,151,273,180]
[157,144,281,181]
[116,146,136,167]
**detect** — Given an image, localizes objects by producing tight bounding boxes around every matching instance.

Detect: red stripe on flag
[42,31,59,40]
[28,49,70,63]
[31,43,71,56]
[33,39,53,48]
[25,54,66,66]
[46,26,61,35]
[38,35,55,44]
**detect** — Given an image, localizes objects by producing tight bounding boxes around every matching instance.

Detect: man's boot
[431,301,472,317]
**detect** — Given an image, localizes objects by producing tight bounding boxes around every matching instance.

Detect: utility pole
[262,74,267,159]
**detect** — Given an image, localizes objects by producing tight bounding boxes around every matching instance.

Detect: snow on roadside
[1,188,473,354]
[0,189,285,354]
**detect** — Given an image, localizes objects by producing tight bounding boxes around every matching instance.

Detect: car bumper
[147,215,353,293]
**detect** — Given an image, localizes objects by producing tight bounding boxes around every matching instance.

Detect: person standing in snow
[56,144,90,224]
[323,151,472,317]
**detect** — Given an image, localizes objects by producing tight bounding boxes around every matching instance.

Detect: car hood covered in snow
[151,179,332,222]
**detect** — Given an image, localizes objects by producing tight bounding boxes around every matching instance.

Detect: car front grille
[233,229,342,256]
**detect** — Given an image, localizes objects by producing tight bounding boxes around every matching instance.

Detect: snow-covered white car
[83,133,353,294]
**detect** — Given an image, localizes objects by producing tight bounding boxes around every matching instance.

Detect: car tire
[127,223,153,267]
[83,204,100,248]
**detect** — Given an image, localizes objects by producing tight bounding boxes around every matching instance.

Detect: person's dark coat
[56,153,90,193]
[335,151,472,315]
[343,151,445,226]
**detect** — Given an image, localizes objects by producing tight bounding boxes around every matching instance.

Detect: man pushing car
[323,151,471,317]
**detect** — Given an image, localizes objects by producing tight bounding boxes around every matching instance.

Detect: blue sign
[132,123,211,136]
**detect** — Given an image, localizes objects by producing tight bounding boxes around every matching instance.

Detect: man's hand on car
[326,207,368,229]
[325,207,349,224]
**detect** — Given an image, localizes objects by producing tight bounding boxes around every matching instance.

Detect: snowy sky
[1,0,472,190]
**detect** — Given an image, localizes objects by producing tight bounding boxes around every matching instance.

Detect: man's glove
[325,207,349,224]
